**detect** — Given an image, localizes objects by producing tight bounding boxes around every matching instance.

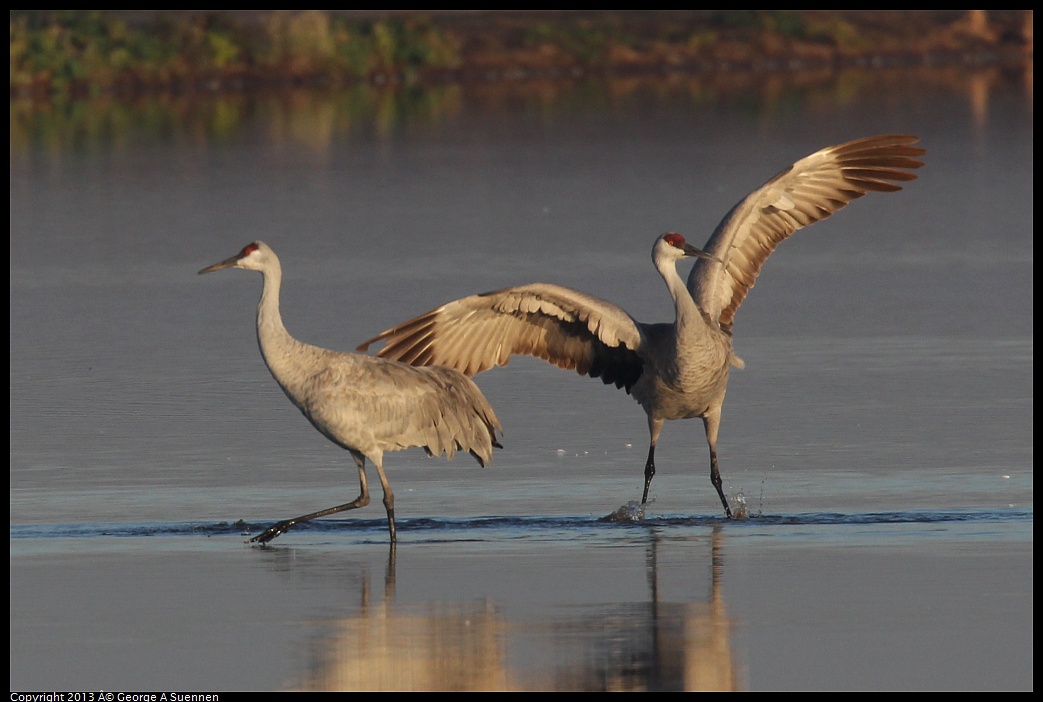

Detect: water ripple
[8,508,1032,540]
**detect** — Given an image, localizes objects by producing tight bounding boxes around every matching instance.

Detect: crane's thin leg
[250,454,371,545]
[642,417,665,505]
[702,412,732,519]
[370,456,396,544]
[641,445,655,504]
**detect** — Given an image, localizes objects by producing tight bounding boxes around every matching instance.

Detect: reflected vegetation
[10,62,1030,162]
[9,84,465,159]
[296,528,739,692]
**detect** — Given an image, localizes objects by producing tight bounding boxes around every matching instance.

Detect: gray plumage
[357,135,925,518]
[199,241,502,544]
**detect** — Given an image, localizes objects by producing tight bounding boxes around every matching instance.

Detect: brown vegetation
[9,10,1033,99]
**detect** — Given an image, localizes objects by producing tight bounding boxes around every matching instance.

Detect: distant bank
[10,10,1033,99]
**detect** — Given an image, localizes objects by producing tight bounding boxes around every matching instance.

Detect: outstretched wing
[688,134,925,334]
[357,283,647,392]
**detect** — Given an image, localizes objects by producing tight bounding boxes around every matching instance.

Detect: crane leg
[249,454,373,545]
[641,445,656,504]
[641,417,664,504]
[703,413,732,519]
[371,457,396,543]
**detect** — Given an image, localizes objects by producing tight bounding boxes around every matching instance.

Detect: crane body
[199,241,502,544]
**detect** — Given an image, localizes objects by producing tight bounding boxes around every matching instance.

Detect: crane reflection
[295,526,740,691]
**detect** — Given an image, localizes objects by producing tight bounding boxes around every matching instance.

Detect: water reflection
[8,84,466,158]
[9,63,1029,158]
[533,527,738,692]
[296,528,738,692]
[299,572,511,691]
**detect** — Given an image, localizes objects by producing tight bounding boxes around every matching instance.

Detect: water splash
[730,491,749,520]
[601,501,646,523]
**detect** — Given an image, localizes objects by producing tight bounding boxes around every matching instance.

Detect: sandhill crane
[199,241,502,545]
[357,135,924,519]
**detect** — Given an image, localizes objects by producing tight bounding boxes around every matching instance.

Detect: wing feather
[301,356,501,463]
[688,134,924,334]
[358,283,647,391]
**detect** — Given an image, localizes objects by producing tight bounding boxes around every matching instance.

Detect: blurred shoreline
[10,10,1033,100]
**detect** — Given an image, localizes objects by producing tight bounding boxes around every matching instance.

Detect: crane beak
[198,255,240,275]
[682,242,722,264]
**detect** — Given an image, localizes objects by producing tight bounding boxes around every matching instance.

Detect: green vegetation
[522,18,629,66]
[714,10,807,36]
[10,10,463,98]
[10,11,1030,100]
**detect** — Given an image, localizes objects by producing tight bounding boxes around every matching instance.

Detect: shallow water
[10,67,1033,690]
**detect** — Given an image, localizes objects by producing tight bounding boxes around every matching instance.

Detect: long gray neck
[254,259,321,405]
[256,257,287,354]
[655,255,702,332]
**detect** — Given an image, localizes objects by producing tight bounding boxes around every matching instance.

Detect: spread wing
[687,134,924,334]
[357,283,648,392]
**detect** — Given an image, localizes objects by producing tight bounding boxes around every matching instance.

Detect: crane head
[198,241,269,275]
[656,232,719,263]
